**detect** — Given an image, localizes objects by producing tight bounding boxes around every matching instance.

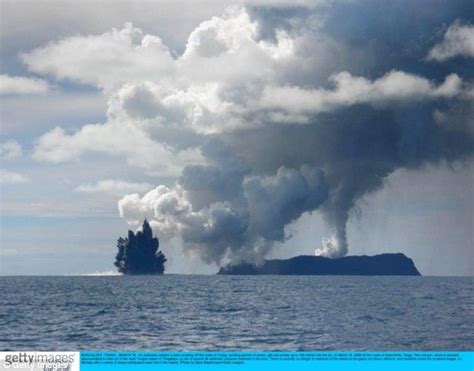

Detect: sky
[0,0,473,276]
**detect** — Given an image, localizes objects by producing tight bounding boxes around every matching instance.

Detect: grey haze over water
[1,276,472,351]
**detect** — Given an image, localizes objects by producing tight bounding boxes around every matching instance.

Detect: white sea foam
[82,270,122,276]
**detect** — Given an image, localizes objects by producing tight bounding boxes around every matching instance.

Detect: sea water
[0,275,472,350]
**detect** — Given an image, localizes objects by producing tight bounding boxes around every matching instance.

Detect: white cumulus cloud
[22,23,175,91]
[259,71,463,115]
[25,7,467,149]
[0,74,52,95]
[32,121,203,175]
[427,21,474,61]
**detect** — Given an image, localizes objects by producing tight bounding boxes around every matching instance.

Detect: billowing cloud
[0,74,52,95]
[22,23,174,91]
[75,179,153,195]
[0,170,30,184]
[427,21,474,61]
[259,71,462,115]
[109,70,464,135]
[25,9,466,134]
[0,140,22,159]
[32,122,204,175]
[23,5,474,265]
[119,141,329,264]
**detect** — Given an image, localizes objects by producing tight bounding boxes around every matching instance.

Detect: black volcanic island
[218,253,421,276]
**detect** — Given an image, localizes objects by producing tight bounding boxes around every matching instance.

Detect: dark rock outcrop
[218,253,421,276]
[115,220,167,275]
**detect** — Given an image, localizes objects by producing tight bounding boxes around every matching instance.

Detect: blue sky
[0,0,473,275]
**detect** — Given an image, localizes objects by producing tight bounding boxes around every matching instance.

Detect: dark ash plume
[223,104,474,258]
[115,219,167,274]
[119,141,329,265]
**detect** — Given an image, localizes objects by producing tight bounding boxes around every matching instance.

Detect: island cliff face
[218,253,421,276]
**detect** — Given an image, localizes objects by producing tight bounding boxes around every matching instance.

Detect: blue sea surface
[0,276,472,350]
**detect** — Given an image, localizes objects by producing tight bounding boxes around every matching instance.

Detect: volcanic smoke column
[115,219,167,274]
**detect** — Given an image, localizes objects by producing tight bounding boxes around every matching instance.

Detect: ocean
[0,276,472,351]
